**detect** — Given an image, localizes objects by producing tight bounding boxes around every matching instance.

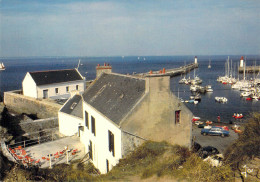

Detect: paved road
[192,125,239,154]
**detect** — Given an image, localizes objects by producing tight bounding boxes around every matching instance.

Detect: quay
[134,62,199,78]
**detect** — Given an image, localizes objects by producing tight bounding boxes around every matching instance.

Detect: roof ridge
[29,68,75,74]
[106,72,145,81]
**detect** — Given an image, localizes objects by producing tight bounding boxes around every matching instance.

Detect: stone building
[58,72,192,174]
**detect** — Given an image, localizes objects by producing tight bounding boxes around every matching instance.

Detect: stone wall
[4,90,62,119]
[121,131,146,157]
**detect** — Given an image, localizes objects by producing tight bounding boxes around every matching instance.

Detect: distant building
[22,69,85,99]
[58,71,192,174]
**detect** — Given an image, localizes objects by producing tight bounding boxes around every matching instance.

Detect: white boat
[215,97,228,103]
[206,85,213,92]
[208,59,211,69]
[240,91,252,97]
[190,85,199,92]
[0,62,5,71]
[194,100,199,105]
[179,76,187,84]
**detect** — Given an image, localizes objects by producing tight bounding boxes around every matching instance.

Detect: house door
[43,89,48,99]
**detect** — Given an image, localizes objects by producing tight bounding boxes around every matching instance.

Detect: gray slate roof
[60,95,83,118]
[30,69,83,86]
[82,73,145,125]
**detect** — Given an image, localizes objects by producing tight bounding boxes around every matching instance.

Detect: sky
[0,0,259,57]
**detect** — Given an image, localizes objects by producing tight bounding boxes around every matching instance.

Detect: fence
[7,128,64,149]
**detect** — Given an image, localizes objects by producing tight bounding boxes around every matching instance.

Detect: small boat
[179,76,187,84]
[234,129,242,134]
[208,59,211,69]
[0,62,5,71]
[192,116,201,122]
[215,97,228,103]
[190,85,199,92]
[246,97,252,101]
[206,85,213,92]
[205,120,212,125]
[233,113,243,119]
[194,100,199,104]
[194,93,201,101]
[240,91,252,97]
[188,99,194,103]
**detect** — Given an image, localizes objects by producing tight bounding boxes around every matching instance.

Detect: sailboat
[208,59,211,69]
[0,62,5,71]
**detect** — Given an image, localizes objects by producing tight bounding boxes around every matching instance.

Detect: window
[108,130,115,156]
[106,160,109,173]
[66,86,69,92]
[89,140,93,160]
[175,110,181,124]
[85,111,89,128]
[70,102,77,109]
[91,116,96,136]
[55,88,59,94]
[76,85,79,90]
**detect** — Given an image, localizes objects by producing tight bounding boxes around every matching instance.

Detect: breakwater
[238,66,260,73]
[134,63,198,77]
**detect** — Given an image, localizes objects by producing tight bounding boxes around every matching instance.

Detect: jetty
[238,66,260,73]
[238,56,260,73]
[133,62,198,78]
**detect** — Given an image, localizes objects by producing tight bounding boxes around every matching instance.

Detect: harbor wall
[4,90,62,119]
[238,66,260,73]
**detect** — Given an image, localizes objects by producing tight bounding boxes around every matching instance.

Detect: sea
[1,55,260,123]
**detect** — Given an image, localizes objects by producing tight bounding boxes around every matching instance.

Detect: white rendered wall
[58,112,83,136]
[22,73,37,98]
[37,81,85,99]
[81,101,122,174]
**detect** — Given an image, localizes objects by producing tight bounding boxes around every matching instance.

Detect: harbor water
[0,55,260,123]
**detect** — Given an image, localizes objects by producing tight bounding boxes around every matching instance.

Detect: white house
[22,69,85,99]
[58,72,193,174]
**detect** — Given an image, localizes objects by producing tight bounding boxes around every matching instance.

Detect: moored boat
[232,113,243,119]
[192,116,201,122]
[215,97,228,103]
[0,62,5,71]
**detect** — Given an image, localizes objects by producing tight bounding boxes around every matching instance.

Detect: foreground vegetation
[224,112,260,181]
[3,141,234,181]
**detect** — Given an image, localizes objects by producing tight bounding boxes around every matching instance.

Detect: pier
[238,66,260,73]
[133,62,199,78]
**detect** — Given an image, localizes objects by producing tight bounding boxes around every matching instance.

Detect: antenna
[77,59,81,69]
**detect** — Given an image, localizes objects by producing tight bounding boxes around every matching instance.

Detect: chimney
[96,63,112,78]
[145,76,170,94]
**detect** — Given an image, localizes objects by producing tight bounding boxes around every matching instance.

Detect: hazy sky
[0,0,259,57]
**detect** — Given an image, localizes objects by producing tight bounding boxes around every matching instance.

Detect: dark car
[201,127,229,137]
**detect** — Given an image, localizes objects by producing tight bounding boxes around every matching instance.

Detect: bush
[224,112,260,168]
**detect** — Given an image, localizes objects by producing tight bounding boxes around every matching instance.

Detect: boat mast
[227,56,230,78]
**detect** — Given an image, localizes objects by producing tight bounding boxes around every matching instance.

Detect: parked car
[195,120,204,125]
[201,127,229,137]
